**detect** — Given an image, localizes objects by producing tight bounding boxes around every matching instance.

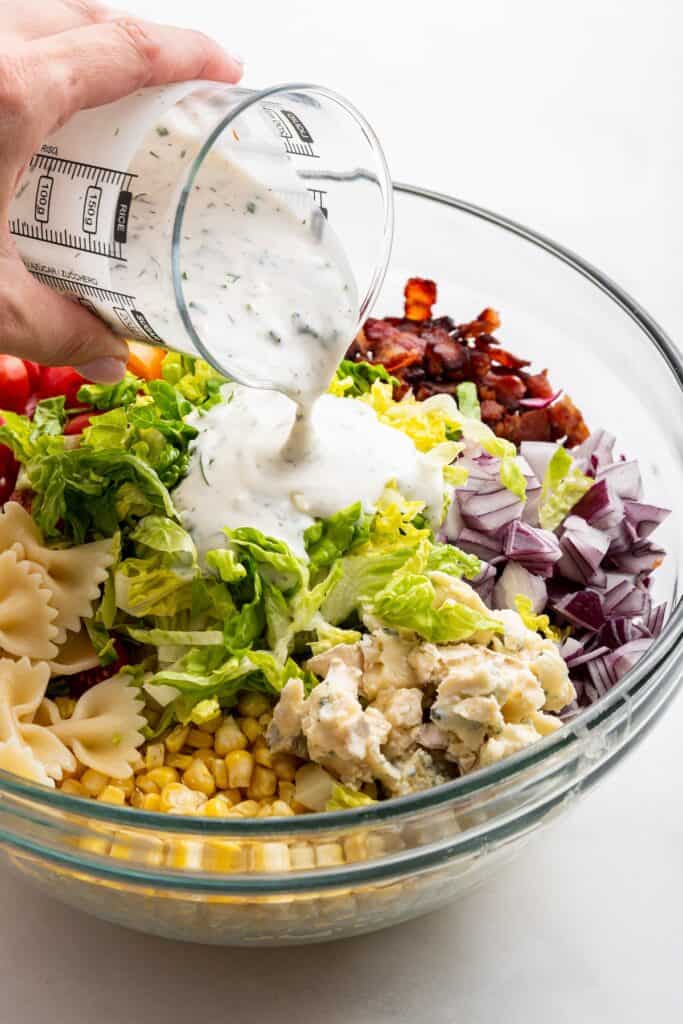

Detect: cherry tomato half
[38,366,88,408]
[0,355,31,413]
[22,360,41,392]
[0,444,19,503]
[64,411,103,435]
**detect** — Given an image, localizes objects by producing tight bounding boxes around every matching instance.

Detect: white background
[3,1,683,1021]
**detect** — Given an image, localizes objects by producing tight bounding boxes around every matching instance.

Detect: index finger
[24,17,243,135]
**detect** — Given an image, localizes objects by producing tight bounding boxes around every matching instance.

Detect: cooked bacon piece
[404,278,437,321]
[63,640,131,698]
[348,280,588,447]
[549,395,590,446]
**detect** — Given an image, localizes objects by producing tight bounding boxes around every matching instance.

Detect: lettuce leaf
[539,447,594,531]
[456,382,481,420]
[77,374,142,410]
[326,783,376,810]
[426,543,482,580]
[514,594,564,642]
[303,502,371,569]
[369,571,503,643]
[499,456,527,501]
[160,351,227,408]
[330,359,398,398]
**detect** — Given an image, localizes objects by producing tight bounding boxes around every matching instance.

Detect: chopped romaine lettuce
[539,447,594,531]
[326,783,376,810]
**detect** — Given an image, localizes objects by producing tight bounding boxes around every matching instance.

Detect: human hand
[0,0,242,381]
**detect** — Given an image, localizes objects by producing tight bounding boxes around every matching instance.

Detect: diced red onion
[458,487,524,534]
[503,519,561,578]
[597,460,643,501]
[519,441,557,485]
[647,603,666,638]
[596,617,651,650]
[470,561,497,606]
[622,500,671,539]
[453,526,503,561]
[553,589,605,631]
[493,561,547,613]
[607,540,666,576]
[573,428,616,476]
[608,638,653,680]
[557,515,611,584]
[565,644,612,668]
[571,478,624,529]
[519,389,562,409]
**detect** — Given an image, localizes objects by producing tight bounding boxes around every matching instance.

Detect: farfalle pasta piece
[49,627,101,677]
[0,502,114,641]
[0,550,59,660]
[0,657,75,786]
[48,674,146,778]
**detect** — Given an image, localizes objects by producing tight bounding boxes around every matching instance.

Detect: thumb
[0,259,129,381]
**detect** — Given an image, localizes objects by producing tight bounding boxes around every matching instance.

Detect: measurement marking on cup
[28,271,136,307]
[9,152,138,260]
[263,105,320,159]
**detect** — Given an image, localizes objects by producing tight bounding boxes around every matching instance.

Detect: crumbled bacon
[347,278,589,447]
[404,278,437,321]
[63,640,131,698]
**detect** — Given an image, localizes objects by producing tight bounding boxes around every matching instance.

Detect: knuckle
[0,58,32,123]
[111,18,160,78]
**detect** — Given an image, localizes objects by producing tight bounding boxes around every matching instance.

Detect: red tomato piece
[23,360,41,392]
[64,411,102,435]
[0,356,30,413]
[39,366,88,408]
[0,444,19,503]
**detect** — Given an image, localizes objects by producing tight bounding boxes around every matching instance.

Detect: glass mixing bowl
[0,185,680,946]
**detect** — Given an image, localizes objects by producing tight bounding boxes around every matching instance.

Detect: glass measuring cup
[8,83,394,392]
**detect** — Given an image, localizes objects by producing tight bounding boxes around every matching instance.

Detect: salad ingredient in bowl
[0,279,668,818]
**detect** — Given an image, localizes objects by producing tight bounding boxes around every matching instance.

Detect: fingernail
[78,357,127,383]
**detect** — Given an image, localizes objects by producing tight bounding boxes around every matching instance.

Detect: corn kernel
[343,833,368,863]
[193,748,217,768]
[182,759,216,796]
[144,742,165,770]
[202,795,235,817]
[146,766,179,789]
[272,753,298,781]
[130,788,145,808]
[159,782,206,814]
[223,788,241,805]
[290,843,316,869]
[270,800,295,817]
[187,728,213,749]
[225,749,254,789]
[60,779,87,797]
[315,842,344,867]
[237,716,261,742]
[54,696,77,720]
[204,839,246,871]
[110,831,164,866]
[141,793,161,812]
[213,759,229,790]
[214,716,247,756]
[197,712,222,734]
[232,799,260,816]
[165,752,193,770]
[77,834,111,856]
[80,769,109,798]
[250,842,290,871]
[290,800,309,815]
[256,802,273,817]
[110,776,135,797]
[257,710,273,730]
[164,725,190,754]
[129,750,145,773]
[166,839,203,869]
[98,785,126,805]
[248,765,277,800]
[136,774,160,796]
[252,737,272,768]
[237,692,271,718]
[278,780,296,804]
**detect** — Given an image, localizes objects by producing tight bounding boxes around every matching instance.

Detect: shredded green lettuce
[330,359,398,398]
[539,447,593,531]
[456,382,481,420]
[326,783,376,810]
[514,594,563,642]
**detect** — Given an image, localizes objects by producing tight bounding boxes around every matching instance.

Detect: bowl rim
[1,181,681,837]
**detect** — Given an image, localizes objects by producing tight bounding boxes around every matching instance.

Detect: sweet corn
[165,752,193,770]
[213,759,229,790]
[343,833,368,863]
[223,788,242,805]
[270,800,295,817]
[159,782,206,814]
[271,753,298,781]
[202,795,235,817]
[237,716,262,742]
[182,758,216,797]
[164,724,190,753]
[146,766,179,789]
[136,774,160,796]
[249,842,290,871]
[252,737,273,768]
[214,716,247,756]
[225,749,254,789]
[186,728,213,749]
[110,776,135,797]
[54,696,77,720]
[130,788,145,808]
[315,843,345,867]
[237,692,271,718]
[166,839,203,869]
[278,781,296,804]
[248,765,277,800]
[144,743,165,770]
[193,748,218,768]
[129,750,145,773]
[60,779,87,797]
[197,713,222,734]
[232,799,260,816]
[257,710,273,730]
[204,839,246,871]
[80,769,109,798]
[289,843,315,869]
[141,793,161,812]
[98,785,127,805]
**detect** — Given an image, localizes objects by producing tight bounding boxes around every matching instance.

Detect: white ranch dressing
[174,387,446,559]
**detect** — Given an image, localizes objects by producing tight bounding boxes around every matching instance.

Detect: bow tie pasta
[0,658,75,785]
[0,548,59,660]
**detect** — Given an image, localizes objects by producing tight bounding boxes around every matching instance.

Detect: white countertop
[3,1,682,1020]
